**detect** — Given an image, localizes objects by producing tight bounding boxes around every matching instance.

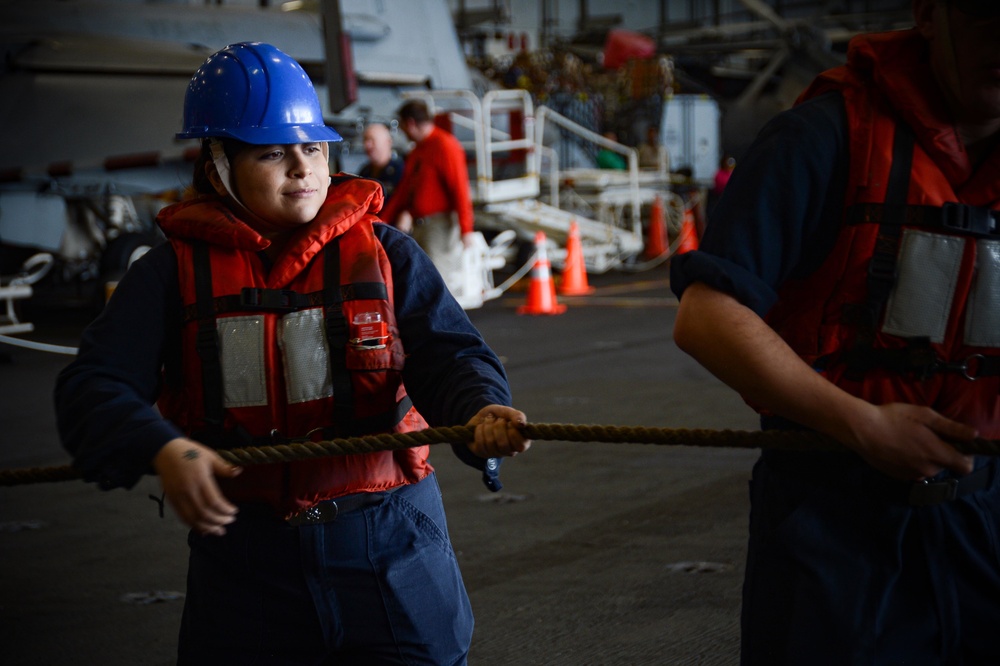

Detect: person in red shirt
[378,100,475,292]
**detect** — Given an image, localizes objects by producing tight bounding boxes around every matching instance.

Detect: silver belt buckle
[288,502,338,526]
[908,478,958,506]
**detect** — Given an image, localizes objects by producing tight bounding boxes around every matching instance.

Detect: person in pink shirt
[713,154,736,198]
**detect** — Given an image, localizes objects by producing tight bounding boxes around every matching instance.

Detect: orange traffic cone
[558,220,595,296]
[643,195,668,259]
[518,231,567,315]
[676,206,700,255]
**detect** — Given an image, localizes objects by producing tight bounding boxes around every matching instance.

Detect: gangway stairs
[481,198,643,273]
[0,253,53,337]
[401,89,670,276]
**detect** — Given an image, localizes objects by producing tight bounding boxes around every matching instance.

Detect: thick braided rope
[4,423,1000,487]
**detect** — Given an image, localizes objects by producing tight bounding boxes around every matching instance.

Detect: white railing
[400,88,540,204]
[531,106,642,231]
[395,88,671,271]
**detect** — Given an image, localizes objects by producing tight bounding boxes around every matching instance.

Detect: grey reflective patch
[882,230,964,344]
[965,240,1000,347]
[279,308,333,404]
[218,316,267,408]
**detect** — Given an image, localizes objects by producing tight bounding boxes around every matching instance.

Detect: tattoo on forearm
[183,449,200,461]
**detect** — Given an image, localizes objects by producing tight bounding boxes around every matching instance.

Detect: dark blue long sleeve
[376,223,512,425]
[670,92,850,316]
[54,242,184,489]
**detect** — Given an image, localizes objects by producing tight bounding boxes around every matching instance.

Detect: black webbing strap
[308,396,416,440]
[847,203,1000,237]
[238,287,316,311]
[180,290,324,322]
[322,242,405,437]
[323,242,355,430]
[203,394,414,447]
[339,282,390,302]
[193,242,225,430]
[865,122,914,328]
[357,395,413,434]
[842,338,1000,381]
[843,123,915,380]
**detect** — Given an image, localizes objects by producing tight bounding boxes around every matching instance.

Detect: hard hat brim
[176,124,343,144]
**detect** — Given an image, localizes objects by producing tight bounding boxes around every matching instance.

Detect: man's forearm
[674,281,977,479]
[673,281,874,446]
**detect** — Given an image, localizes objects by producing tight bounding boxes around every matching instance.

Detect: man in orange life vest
[378,99,475,294]
[672,1,1000,663]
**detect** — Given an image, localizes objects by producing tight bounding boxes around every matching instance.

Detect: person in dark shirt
[358,122,404,204]
[672,2,1000,663]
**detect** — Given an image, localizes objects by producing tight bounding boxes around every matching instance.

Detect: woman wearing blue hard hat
[56,42,530,664]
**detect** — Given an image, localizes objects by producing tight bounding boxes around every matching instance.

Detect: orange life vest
[156,178,432,516]
[763,29,1000,435]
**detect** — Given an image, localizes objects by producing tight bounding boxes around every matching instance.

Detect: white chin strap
[209,139,245,207]
[208,139,275,231]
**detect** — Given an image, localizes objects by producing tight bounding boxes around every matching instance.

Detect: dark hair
[397,99,432,124]
[191,138,250,195]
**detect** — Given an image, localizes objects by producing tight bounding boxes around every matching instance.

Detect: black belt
[856,467,992,507]
[905,466,992,506]
[761,440,995,507]
[286,489,395,526]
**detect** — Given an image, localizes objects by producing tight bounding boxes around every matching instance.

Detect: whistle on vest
[350,312,388,349]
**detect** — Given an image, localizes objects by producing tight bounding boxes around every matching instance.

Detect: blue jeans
[742,451,1000,665]
[178,473,473,665]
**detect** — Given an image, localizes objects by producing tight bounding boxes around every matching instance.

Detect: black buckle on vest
[867,251,897,282]
[844,342,993,382]
[941,202,997,235]
[240,287,305,312]
[931,354,987,381]
[195,325,218,360]
[893,341,985,382]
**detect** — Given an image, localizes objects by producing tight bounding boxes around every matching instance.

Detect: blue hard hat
[177,42,342,144]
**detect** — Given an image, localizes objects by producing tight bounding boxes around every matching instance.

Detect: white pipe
[0,334,78,355]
